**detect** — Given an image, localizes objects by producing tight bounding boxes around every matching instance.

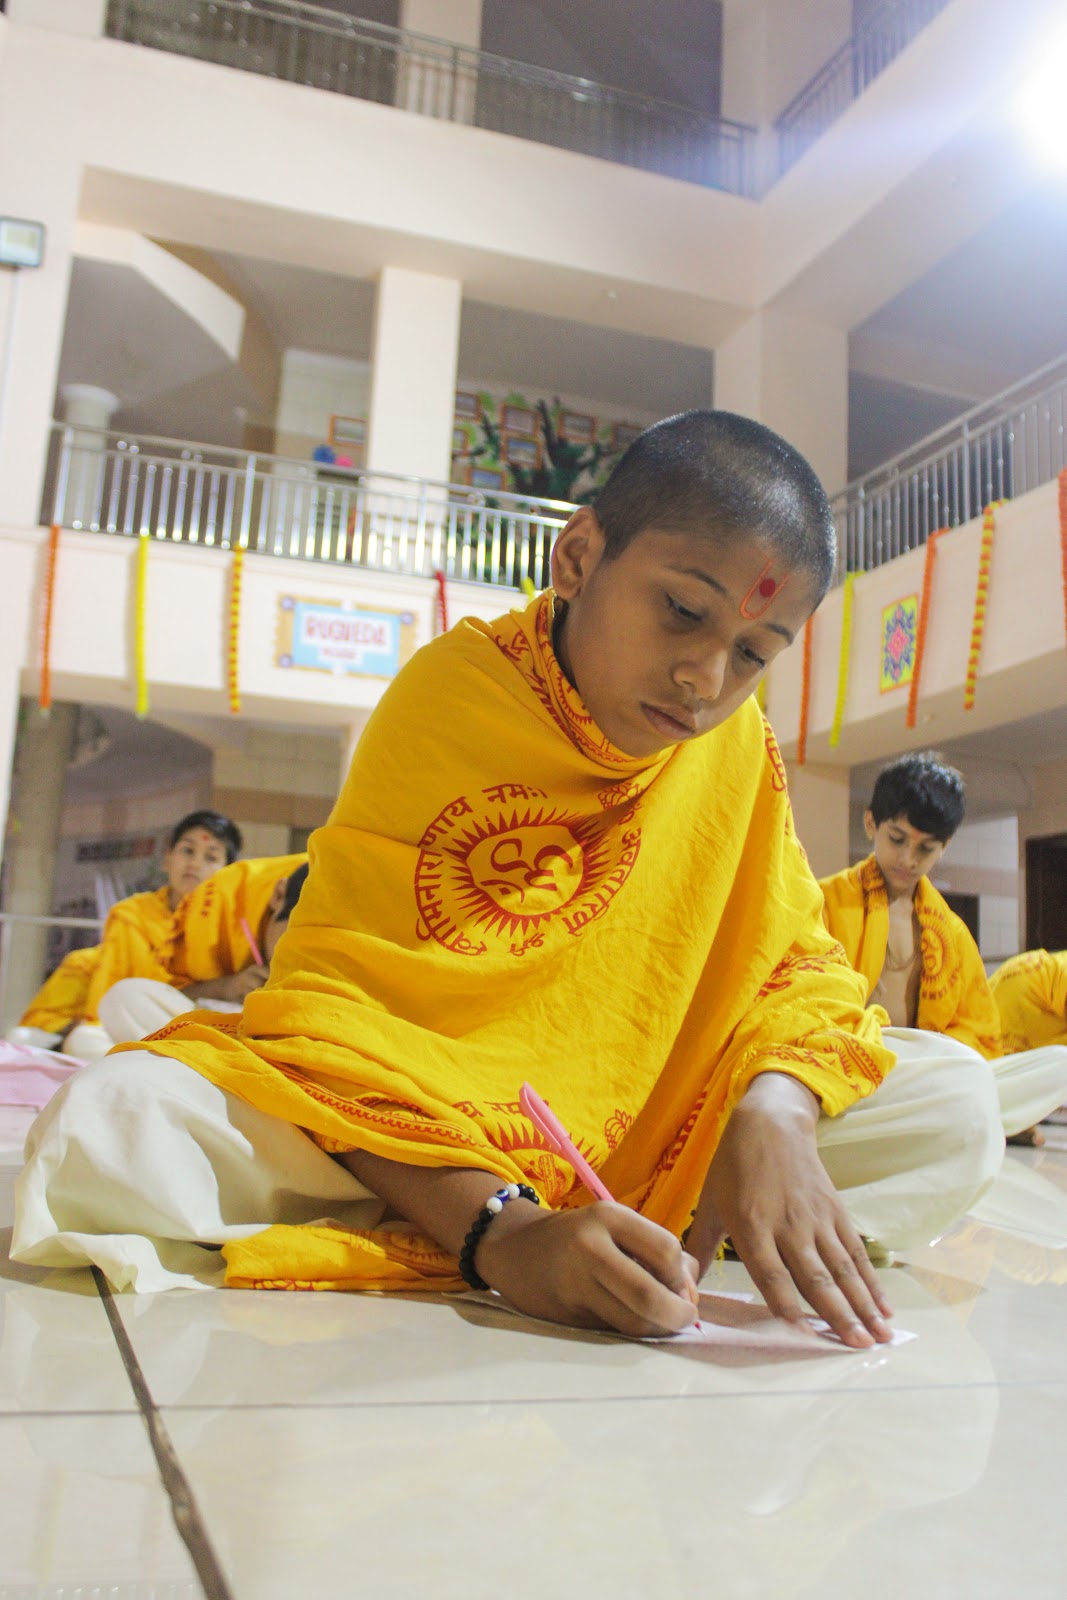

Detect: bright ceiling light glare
[1018,30,1067,168]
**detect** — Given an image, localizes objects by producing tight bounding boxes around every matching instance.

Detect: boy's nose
[675,646,729,704]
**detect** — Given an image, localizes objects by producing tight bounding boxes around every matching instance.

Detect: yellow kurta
[83,887,178,1023]
[134,593,893,1293]
[161,854,308,983]
[20,944,101,1033]
[990,949,1067,1053]
[820,855,1002,1060]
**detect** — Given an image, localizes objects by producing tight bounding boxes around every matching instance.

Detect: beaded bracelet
[458,1182,540,1290]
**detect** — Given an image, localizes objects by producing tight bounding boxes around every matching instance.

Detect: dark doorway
[944,892,980,946]
[1025,834,1067,950]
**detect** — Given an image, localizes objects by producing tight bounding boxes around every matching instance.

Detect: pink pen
[519,1082,701,1329]
[239,916,264,968]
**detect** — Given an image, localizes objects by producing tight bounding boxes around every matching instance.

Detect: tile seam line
[91,1266,236,1600]
[147,1375,1066,1414]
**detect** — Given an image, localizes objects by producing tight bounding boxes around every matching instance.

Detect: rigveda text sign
[276,596,417,679]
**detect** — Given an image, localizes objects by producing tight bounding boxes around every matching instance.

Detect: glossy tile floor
[3,1102,1067,1599]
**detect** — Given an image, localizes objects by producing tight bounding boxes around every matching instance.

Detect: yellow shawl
[990,949,1067,1053]
[20,944,100,1032]
[820,855,1002,1059]
[83,887,177,1022]
[141,594,892,1292]
[158,854,308,982]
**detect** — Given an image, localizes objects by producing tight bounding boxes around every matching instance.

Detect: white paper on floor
[464,1287,915,1355]
[653,1291,916,1353]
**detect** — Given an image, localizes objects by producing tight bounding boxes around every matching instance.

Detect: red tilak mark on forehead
[740,561,791,620]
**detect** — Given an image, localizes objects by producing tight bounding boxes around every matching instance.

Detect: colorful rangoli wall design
[880,595,918,693]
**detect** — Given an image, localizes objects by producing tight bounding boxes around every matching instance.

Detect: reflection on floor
[3,1114,1067,1599]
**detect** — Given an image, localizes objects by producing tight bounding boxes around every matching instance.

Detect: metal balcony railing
[832,354,1067,578]
[776,0,951,177]
[104,0,756,198]
[44,424,575,592]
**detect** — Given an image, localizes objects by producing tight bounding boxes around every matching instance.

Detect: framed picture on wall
[612,422,642,450]
[455,390,481,421]
[329,415,367,447]
[453,425,471,455]
[500,404,538,438]
[560,411,596,444]
[503,434,540,468]
[469,465,505,490]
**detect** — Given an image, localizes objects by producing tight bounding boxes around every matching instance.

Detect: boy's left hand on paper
[685,1071,894,1349]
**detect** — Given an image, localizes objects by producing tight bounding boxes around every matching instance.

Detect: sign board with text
[275,596,418,680]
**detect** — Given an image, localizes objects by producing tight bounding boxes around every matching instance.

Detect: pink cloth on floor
[0,1041,85,1108]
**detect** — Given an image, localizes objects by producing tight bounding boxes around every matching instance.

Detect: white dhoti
[990,1045,1067,1137]
[97,976,240,1044]
[9,1025,1012,1292]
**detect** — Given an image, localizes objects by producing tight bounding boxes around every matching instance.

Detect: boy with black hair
[97,861,310,1043]
[821,752,1067,1140]
[23,809,243,1058]
[16,412,1006,1331]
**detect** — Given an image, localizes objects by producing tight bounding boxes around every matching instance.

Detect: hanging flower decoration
[796,614,814,766]
[227,546,244,715]
[134,532,150,718]
[520,576,536,601]
[829,570,859,748]
[433,569,449,634]
[905,528,946,730]
[38,524,61,714]
[1059,469,1067,653]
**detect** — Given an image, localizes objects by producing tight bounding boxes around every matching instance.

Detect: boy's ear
[550,507,606,601]
[863,809,876,841]
[267,879,287,916]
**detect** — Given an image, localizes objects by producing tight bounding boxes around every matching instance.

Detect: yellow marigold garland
[829,570,859,748]
[38,523,61,714]
[227,546,244,715]
[134,532,150,717]
[962,502,1003,712]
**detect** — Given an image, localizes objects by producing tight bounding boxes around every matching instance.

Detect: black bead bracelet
[458,1182,540,1290]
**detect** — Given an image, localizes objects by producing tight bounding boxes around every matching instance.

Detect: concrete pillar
[366,266,462,485]
[0,42,80,530]
[397,0,483,122]
[785,760,850,881]
[58,383,120,530]
[0,698,77,1030]
[714,308,849,497]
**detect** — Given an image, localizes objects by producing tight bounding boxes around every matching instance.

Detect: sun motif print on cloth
[414,783,643,957]
[739,560,791,620]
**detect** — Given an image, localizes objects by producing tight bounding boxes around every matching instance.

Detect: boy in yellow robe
[15,413,1007,1342]
[97,858,308,1042]
[13,809,241,1052]
[821,754,1067,1140]
[12,944,100,1046]
[991,950,1067,1053]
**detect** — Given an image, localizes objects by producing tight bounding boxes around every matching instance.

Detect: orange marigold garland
[134,532,150,718]
[38,523,61,714]
[905,528,946,731]
[962,502,1003,712]
[227,546,244,715]
[1059,469,1067,651]
[829,570,858,749]
[433,568,449,634]
[796,614,814,766]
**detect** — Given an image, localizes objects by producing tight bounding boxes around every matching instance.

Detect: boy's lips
[641,702,698,741]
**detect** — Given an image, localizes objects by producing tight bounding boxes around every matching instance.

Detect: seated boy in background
[98,860,309,1042]
[820,753,1067,1142]
[991,950,1067,1054]
[10,944,101,1050]
[61,809,243,1058]
[16,413,1008,1340]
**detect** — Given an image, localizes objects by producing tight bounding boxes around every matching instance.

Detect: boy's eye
[665,594,702,624]
[738,644,767,671]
